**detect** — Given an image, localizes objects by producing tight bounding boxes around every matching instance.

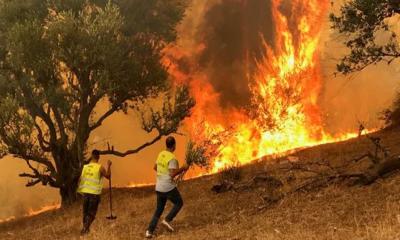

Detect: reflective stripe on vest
[156,150,175,176]
[77,163,103,195]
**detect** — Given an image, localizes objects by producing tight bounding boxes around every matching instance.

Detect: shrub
[219,163,242,184]
[381,92,400,127]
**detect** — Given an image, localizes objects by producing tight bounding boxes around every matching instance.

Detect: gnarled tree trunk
[54,148,83,206]
[60,180,79,206]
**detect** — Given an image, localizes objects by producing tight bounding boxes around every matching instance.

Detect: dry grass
[2,128,400,239]
[219,163,243,184]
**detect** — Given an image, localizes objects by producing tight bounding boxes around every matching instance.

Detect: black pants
[147,188,183,233]
[82,193,100,232]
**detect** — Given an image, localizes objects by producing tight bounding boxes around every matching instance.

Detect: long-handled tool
[106,171,117,220]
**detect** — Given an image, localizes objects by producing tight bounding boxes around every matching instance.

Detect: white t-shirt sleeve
[168,159,179,170]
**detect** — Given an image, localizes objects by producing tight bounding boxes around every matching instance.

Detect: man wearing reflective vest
[77,149,111,235]
[145,136,189,238]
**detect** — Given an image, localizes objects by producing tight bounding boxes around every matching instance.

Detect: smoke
[319,1,400,133]
[175,0,274,108]
[174,0,400,131]
[0,157,58,220]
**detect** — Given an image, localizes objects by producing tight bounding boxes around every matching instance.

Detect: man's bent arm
[101,165,111,180]
[169,166,188,179]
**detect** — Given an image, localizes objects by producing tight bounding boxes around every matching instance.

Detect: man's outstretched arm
[169,164,189,179]
[101,160,112,180]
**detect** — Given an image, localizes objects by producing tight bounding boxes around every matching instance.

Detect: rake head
[106,215,117,220]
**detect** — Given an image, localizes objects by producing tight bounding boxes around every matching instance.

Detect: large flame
[167,0,362,173]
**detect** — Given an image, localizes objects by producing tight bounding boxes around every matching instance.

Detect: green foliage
[219,163,242,184]
[330,0,400,74]
[136,86,195,137]
[381,92,400,127]
[0,96,37,156]
[116,0,188,41]
[0,0,190,202]
[185,140,210,168]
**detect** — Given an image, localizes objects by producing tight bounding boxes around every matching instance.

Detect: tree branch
[19,159,59,188]
[34,123,51,152]
[50,104,68,144]
[15,153,57,177]
[97,86,194,158]
[26,179,42,187]
[89,94,131,132]
[19,173,36,178]
[16,74,58,143]
[89,104,119,132]
[98,133,163,157]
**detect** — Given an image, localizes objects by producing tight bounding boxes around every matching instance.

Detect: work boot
[161,219,174,232]
[80,228,89,236]
[145,230,153,239]
[81,217,91,235]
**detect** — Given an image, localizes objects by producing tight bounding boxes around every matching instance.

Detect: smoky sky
[194,0,274,108]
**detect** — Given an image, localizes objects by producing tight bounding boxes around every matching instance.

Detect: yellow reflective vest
[77,163,103,195]
[156,150,176,176]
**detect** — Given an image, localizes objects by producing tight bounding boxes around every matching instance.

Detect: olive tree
[0,0,193,205]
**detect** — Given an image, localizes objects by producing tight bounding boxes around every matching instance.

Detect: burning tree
[0,0,193,205]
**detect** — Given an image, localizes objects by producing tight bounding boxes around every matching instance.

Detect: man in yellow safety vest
[145,136,189,238]
[77,149,111,235]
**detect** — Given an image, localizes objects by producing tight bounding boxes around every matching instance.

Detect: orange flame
[165,0,367,173]
[124,182,153,188]
[27,203,60,216]
[0,203,60,223]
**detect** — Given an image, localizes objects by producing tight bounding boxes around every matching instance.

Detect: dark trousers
[82,193,100,232]
[147,188,183,233]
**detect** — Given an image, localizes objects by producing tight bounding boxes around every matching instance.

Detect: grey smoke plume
[176,0,399,130]
[179,0,274,108]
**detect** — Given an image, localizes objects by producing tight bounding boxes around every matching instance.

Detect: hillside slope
[2,128,400,240]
